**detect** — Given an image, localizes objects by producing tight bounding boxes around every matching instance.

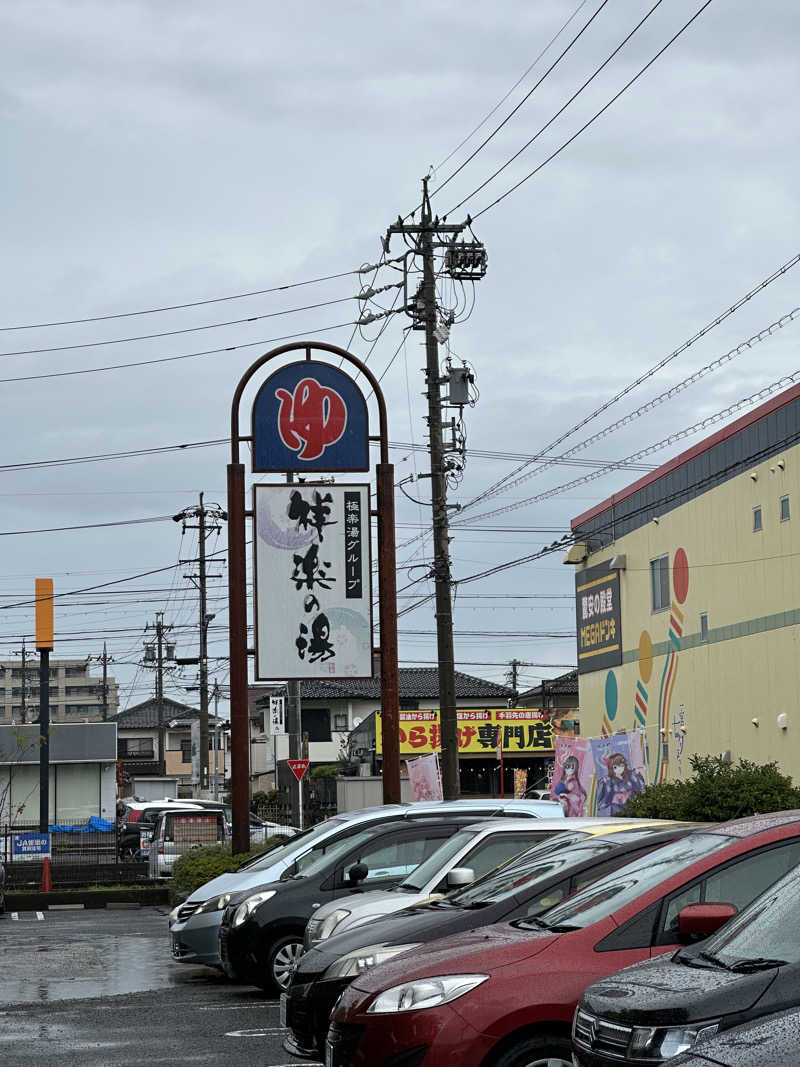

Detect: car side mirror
[446,867,475,889]
[678,902,737,940]
[347,862,369,884]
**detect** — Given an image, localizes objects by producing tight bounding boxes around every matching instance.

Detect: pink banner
[550,737,593,817]
[405,753,443,802]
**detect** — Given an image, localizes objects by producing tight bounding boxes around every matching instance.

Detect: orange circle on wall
[673,547,690,604]
[638,630,654,683]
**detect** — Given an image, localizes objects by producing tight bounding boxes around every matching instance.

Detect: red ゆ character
[275,378,348,461]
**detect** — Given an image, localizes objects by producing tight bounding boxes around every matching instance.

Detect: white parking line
[225,1028,287,1037]
[35,911,44,921]
[10,912,18,921]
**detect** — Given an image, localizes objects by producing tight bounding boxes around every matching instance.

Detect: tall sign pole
[227,341,400,854]
[35,578,54,833]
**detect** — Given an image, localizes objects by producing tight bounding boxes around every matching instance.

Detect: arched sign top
[251,359,369,473]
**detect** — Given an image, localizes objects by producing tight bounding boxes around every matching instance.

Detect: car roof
[712,810,800,837]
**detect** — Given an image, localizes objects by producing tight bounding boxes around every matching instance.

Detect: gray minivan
[148,808,227,879]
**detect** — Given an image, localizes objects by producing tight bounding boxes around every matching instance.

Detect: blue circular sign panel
[251,360,369,473]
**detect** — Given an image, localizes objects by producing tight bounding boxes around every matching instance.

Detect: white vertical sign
[253,483,372,680]
[269,695,286,736]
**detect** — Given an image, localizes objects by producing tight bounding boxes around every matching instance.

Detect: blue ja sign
[251,360,369,473]
[12,832,51,859]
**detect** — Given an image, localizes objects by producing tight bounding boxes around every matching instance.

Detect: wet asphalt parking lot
[0,907,318,1066]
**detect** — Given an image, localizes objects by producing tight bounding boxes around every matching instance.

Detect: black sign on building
[575,561,622,674]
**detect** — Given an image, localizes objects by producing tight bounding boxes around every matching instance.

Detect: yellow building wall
[577,442,800,782]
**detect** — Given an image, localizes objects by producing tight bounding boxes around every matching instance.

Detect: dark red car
[327,812,800,1067]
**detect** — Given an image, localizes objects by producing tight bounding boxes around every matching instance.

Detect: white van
[148,808,228,879]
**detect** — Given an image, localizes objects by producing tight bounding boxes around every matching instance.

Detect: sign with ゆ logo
[251,360,369,472]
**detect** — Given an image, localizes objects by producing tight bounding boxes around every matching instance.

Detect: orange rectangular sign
[35,578,54,650]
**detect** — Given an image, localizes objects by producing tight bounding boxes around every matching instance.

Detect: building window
[700,613,709,641]
[753,506,763,532]
[301,707,331,743]
[650,555,670,612]
[180,740,192,764]
[333,712,348,732]
[781,495,791,522]
[118,738,154,759]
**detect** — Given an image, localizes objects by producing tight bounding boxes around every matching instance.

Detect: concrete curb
[6,888,170,911]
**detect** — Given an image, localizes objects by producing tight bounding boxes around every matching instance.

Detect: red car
[327,812,800,1067]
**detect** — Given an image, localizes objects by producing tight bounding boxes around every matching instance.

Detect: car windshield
[398,829,479,891]
[699,865,800,967]
[237,817,349,872]
[291,828,378,879]
[449,833,612,906]
[525,832,730,930]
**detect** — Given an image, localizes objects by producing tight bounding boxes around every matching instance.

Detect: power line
[433,0,591,173]
[469,0,715,220]
[455,303,800,519]
[0,514,174,538]
[0,320,356,385]
[431,0,612,201]
[0,263,400,332]
[457,250,800,516]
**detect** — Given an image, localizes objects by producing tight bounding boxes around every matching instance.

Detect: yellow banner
[376,708,554,756]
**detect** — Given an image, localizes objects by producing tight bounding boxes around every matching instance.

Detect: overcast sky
[0,0,798,712]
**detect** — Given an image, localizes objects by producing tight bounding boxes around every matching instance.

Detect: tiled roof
[518,669,579,701]
[116,697,210,730]
[297,667,512,702]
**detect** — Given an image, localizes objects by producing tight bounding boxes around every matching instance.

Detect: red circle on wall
[673,547,689,604]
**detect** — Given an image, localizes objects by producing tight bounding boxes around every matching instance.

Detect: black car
[573,848,800,1066]
[218,815,499,994]
[671,1006,800,1065]
[283,823,696,1058]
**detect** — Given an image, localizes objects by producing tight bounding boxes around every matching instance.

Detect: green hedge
[170,836,284,902]
[622,755,800,822]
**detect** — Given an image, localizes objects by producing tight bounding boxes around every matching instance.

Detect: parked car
[119,798,212,859]
[168,798,563,969]
[284,821,695,1058]
[670,1006,800,1065]
[305,816,605,949]
[326,811,800,1067]
[574,856,800,1065]
[148,808,228,879]
[217,816,562,994]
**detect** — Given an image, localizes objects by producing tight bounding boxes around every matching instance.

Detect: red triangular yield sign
[287,759,310,782]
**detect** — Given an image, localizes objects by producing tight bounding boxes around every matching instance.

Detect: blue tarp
[47,816,114,833]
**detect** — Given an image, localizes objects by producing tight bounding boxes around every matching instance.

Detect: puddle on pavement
[0,931,224,1005]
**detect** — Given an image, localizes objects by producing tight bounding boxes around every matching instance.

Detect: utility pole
[145,614,174,778]
[89,643,113,721]
[507,659,521,707]
[174,495,226,794]
[384,176,487,800]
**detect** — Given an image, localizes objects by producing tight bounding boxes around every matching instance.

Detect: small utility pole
[145,614,173,778]
[384,177,487,800]
[21,640,27,723]
[89,642,113,721]
[507,659,521,707]
[174,495,226,794]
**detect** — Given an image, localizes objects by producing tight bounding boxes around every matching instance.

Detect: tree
[622,755,800,822]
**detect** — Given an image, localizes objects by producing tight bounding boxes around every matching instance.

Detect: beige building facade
[569,383,800,784]
[0,658,118,724]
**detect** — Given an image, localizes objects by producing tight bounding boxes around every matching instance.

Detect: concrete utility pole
[383,176,487,800]
[145,614,173,778]
[174,495,226,793]
[507,659,521,707]
[89,642,113,721]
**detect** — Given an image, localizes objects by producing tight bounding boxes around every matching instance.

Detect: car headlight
[231,890,277,928]
[326,943,422,979]
[195,893,231,915]
[629,1022,720,1059]
[315,908,351,942]
[366,974,488,1014]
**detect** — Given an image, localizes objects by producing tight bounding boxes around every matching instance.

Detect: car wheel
[263,934,304,995]
[492,1033,573,1067]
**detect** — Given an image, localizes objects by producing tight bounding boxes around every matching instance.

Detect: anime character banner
[406,753,443,803]
[590,733,647,816]
[550,738,594,817]
[253,483,372,679]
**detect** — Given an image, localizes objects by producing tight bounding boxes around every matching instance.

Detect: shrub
[622,755,800,822]
[170,836,284,902]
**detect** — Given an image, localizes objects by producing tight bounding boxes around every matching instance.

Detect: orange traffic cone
[40,857,53,893]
